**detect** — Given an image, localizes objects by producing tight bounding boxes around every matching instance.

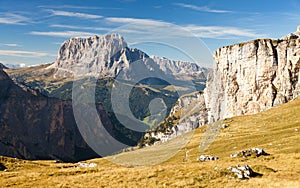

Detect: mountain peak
[50,33,130,77]
[60,33,127,52]
[49,33,207,79]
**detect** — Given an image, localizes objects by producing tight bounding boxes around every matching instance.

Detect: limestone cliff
[205,27,300,122]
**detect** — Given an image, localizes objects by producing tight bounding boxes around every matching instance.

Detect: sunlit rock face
[205,27,300,122]
[49,34,208,80]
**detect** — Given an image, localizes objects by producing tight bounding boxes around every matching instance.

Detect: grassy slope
[1,98,300,187]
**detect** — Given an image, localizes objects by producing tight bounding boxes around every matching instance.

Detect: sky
[0,0,299,68]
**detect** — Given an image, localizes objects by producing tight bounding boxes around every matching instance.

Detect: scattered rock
[77,162,97,168]
[0,162,7,171]
[197,155,219,162]
[227,165,256,179]
[295,128,298,132]
[230,148,269,158]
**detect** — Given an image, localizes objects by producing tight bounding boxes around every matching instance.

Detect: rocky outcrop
[227,165,258,179]
[140,91,208,146]
[197,155,219,162]
[170,91,208,129]
[205,27,300,122]
[230,148,269,158]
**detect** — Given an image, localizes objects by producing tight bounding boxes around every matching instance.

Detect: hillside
[1,97,299,187]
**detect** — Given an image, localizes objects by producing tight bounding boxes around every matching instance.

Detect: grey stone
[197,155,219,162]
[227,165,255,179]
[230,148,269,158]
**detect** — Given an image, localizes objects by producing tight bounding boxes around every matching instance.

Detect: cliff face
[49,34,134,77]
[169,92,208,134]
[205,30,300,122]
[0,67,109,162]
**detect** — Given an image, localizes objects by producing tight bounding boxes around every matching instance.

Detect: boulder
[227,165,255,179]
[78,162,97,168]
[230,148,269,158]
[197,155,219,162]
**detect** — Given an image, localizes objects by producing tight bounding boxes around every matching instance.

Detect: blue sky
[0,0,299,68]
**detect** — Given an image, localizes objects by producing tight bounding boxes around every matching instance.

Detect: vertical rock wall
[205,30,300,122]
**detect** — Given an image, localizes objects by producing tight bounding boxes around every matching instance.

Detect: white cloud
[0,50,48,58]
[0,13,31,25]
[49,9,103,19]
[105,17,261,39]
[105,17,168,27]
[50,24,111,31]
[3,43,21,47]
[39,5,121,10]
[30,31,99,38]
[174,3,232,13]
[184,25,260,38]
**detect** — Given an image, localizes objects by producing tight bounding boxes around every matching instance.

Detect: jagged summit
[49,33,207,80]
[150,56,208,80]
[49,33,131,77]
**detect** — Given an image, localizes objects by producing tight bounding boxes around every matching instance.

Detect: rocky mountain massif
[49,33,208,81]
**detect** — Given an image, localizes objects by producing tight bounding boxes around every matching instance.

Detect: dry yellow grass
[1,98,300,187]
